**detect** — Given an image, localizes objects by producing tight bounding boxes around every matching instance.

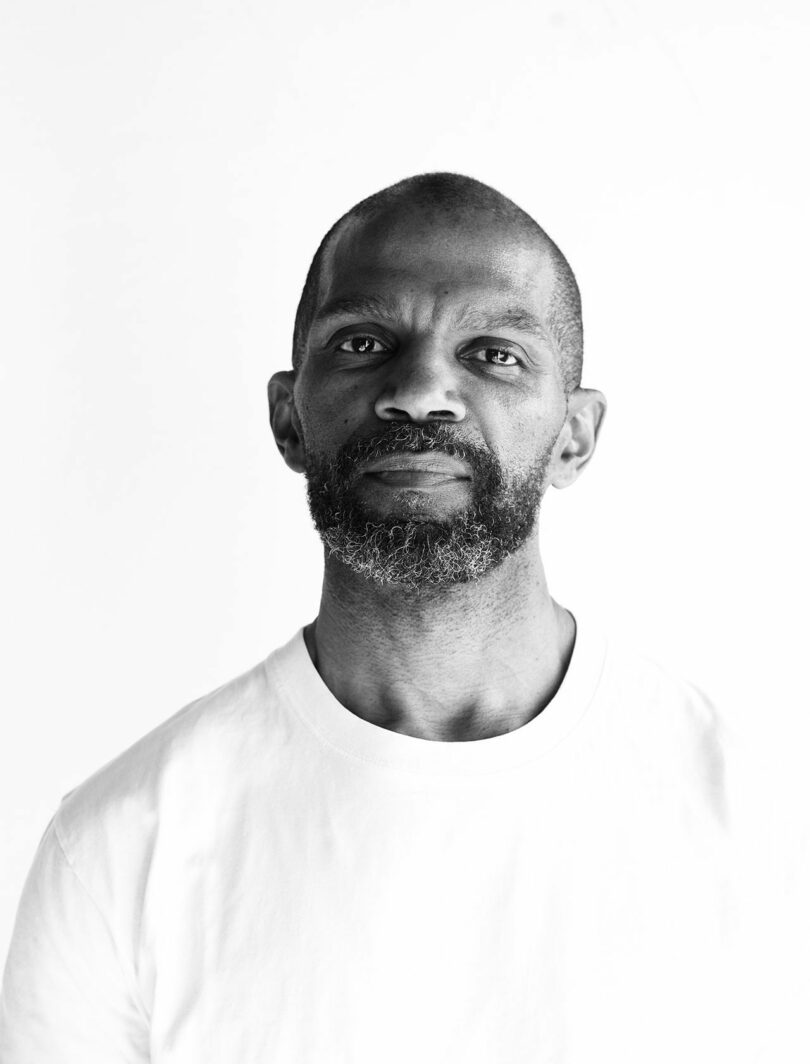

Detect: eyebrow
[454,303,549,339]
[313,295,400,325]
[313,295,549,340]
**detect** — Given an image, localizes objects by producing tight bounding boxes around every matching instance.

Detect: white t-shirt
[0,619,803,1062]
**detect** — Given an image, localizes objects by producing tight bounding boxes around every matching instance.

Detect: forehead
[317,208,557,322]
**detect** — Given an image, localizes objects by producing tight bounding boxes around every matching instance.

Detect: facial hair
[302,421,554,595]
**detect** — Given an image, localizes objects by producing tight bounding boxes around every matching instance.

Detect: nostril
[375,386,466,424]
[385,410,458,422]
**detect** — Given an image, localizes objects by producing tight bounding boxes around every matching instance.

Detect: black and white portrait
[1,1,808,1060]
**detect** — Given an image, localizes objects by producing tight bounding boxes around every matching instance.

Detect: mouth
[364,470,468,488]
[359,451,472,480]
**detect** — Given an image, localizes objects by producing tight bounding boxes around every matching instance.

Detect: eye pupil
[487,348,510,364]
[353,337,374,353]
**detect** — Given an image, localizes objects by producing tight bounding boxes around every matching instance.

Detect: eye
[335,335,389,355]
[468,345,521,367]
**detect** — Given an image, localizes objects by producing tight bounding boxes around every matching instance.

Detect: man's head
[292,173,584,395]
[269,172,605,595]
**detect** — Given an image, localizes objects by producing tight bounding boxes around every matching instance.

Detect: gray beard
[303,422,553,594]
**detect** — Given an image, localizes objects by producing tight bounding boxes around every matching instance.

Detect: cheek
[296,386,360,453]
[493,396,565,470]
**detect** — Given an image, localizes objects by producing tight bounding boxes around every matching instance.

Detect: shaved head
[292,172,583,394]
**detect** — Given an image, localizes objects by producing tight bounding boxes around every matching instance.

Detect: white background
[1,0,808,961]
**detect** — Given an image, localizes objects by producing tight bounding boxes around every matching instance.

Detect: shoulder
[586,632,731,819]
[597,633,724,744]
[53,651,284,881]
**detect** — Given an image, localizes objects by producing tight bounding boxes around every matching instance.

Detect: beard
[302,421,554,595]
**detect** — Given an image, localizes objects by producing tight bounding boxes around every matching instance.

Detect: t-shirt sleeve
[0,814,151,1063]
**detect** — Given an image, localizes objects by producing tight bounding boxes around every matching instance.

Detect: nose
[373,339,467,423]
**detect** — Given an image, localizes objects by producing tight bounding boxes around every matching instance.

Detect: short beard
[303,422,553,595]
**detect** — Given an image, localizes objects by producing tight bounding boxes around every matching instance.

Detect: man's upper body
[2,173,804,1061]
[1,615,793,1063]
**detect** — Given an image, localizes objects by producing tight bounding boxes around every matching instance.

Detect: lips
[365,470,464,487]
[360,452,471,478]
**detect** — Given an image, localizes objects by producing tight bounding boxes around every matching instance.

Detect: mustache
[340,422,479,467]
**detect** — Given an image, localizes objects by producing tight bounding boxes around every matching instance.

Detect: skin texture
[268,202,606,741]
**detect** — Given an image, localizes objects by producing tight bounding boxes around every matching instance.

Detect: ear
[549,387,607,489]
[267,370,307,474]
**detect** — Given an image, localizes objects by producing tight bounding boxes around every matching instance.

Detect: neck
[303,534,575,741]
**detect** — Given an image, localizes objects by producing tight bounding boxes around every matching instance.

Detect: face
[283,207,573,593]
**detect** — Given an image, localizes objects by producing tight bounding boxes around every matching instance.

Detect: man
[0,173,762,1061]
